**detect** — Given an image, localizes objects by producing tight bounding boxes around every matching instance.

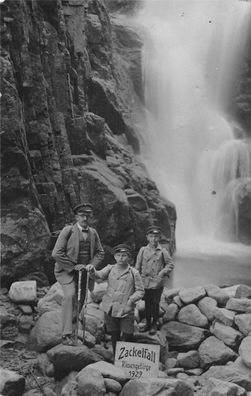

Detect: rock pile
[1,281,251,396]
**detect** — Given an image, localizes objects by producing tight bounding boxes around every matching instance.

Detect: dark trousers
[144,287,163,325]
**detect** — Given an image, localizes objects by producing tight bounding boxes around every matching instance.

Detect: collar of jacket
[76,222,89,232]
[146,243,162,252]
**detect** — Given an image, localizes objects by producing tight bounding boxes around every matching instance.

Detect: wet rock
[235,314,251,335]
[161,321,207,350]
[206,377,247,396]
[210,321,243,348]
[179,287,206,305]
[198,336,237,369]
[120,377,194,396]
[178,304,209,328]
[29,310,62,352]
[77,367,106,396]
[47,344,102,376]
[0,367,25,396]
[205,285,229,306]
[214,308,236,326]
[177,351,200,369]
[9,281,37,304]
[226,298,251,313]
[239,336,251,368]
[198,297,217,322]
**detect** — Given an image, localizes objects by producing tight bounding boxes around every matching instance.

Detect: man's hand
[74,264,86,271]
[86,264,95,274]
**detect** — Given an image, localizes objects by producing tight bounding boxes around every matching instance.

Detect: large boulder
[198,297,217,322]
[226,298,251,313]
[29,310,62,352]
[205,377,246,396]
[9,281,37,304]
[37,282,63,315]
[178,304,208,328]
[235,314,251,335]
[210,321,243,348]
[198,336,237,369]
[176,351,200,369]
[179,287,206,305]
[205,285,229,306]
[202,365,251,391]
[84,361,129,385]
[214,308,236,327]
[161,321,207,350]
[76,367,106,396]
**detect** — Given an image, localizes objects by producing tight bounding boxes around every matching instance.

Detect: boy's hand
[122,304,133,315]
[159,268,169,277]
[74,264,86,271]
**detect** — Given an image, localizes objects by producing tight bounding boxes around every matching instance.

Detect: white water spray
[137,0,251,247]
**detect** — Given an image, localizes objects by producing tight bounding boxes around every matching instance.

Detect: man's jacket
[52,224,104,286]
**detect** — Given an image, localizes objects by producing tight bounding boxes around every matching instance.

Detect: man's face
[114,252,129,266]
[76,211,92,229]
[147,233,160,247]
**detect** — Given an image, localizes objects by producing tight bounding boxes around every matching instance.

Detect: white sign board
[114,341,160,379]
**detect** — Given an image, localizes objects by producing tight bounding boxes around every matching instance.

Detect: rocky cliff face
[0,0,176,287]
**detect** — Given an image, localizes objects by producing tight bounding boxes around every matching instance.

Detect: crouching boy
[87,244,144,355]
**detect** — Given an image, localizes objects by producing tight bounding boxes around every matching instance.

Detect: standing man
[135,225,174,335]
[52,203,104,346]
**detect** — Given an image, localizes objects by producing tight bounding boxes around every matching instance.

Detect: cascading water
[136,0,251,250]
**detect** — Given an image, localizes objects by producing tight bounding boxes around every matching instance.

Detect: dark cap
[113,244,131,255]
[73,203,93,215]
[146,225,161,235]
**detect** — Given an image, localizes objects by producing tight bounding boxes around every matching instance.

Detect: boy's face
[114,252,129,266]
[147,233,160,247]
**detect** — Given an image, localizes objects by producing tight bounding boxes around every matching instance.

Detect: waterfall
[137,0,251,246]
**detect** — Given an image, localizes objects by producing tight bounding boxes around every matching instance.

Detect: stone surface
[226,298,251,313]
[178,304,209,328]
[179,287,206,305]
[198,336,237,369]
[202,365,251,391]
[206,377,247,396]
[37,282,63,315]
[47,344,102,376]
[29,310,62,352]
[0,368,25,396]
[84,361,129,384]
[239,336,251,368]
[177,351,200,369]
[210,321,243,347]
[161,321,207,350]
[198,297,217,322]
[235,314,251,335]
[0,307,19,340]
[162,303,179,323]
[236,285,251,299]
[120,378,194,396]
[214,308,236,327]
[205,285,229,306]
[9,281,37,303]
[90,282,108,304]
[104,378,122,393]
[77,367,106,396]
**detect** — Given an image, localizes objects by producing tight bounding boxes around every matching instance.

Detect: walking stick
[74,269,82,345]
[82,270,89,344]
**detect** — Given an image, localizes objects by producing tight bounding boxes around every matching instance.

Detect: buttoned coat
[135,244,174,289]
[52,224,104,288]
[92,264,144,318]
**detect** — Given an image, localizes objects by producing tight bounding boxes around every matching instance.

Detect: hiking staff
[82,270,89,344]
[74,269,82,345]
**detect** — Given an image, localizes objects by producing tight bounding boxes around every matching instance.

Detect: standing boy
[52,203,104,345]
[87,244,144,355]
[135,225,174,335]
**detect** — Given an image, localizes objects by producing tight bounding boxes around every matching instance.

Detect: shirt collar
[77,223,89,232]
[147,243,162,251]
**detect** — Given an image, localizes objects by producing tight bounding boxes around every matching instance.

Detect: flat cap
[146,225,161,235]
[113,244,131,255]
[73,203,93,214]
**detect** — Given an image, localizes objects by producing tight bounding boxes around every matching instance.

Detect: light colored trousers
[61,281,76,335]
